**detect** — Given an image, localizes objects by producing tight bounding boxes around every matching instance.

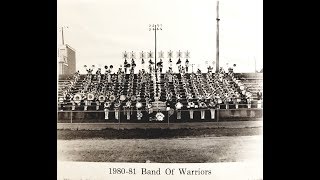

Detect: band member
[168,72,173,82]
[146,100,153,116]
[187,100,195,119]
[95,98,100,110]
[114,100,121,120]
[185,59,189,73]
[224,98,229,110]
[247,96,252,109]
[257,90,262,108]
[175,100,183,119]
[97,72,101,83]
[157,59,163,73]
[104,101,111,119]
[136,101,143,120]
[124,59,128,74]
[84,98,88,111]
[199,100,207,120]
[148,59,154,73]
[58,97,64,111]
[208,100,216,120]
[124,100,132,120]
[141,58,145,70]
[71,99,76,111]
[87,95,92,106]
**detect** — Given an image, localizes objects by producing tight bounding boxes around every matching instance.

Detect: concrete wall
[57,109,262,123]
[58,44,76,75]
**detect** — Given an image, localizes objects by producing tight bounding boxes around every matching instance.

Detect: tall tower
[58,26,76,75]
[58,44,76,75]
[215,1,220,73]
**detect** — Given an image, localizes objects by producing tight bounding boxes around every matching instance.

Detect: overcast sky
[57,0,262,73]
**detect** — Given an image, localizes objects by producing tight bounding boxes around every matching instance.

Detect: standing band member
[114,100,121,120]
[208,100,216,120]
[104,101,111,119]
[125,100,132,120]
[175,100,183,119]
[257,90,262,108]
[124,59,128,74]
[136,101,143,120]
[185,59,189,73]
[187,101,195,119]
[199,100,207,120]
[146,101,153,121]
[71,99,75,111]
[247,97,252,109]
[84,98,88,111]
[95,98,100,110]
[246,92,252,108]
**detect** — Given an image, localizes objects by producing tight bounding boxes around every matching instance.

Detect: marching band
[58,51,261,121]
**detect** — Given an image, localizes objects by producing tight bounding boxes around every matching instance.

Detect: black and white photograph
[57,0,262,179]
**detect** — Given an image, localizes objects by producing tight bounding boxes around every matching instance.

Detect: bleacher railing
[57,103,263,124]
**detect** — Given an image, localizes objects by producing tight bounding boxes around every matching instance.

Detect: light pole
[216,1,220,73]
[149,24,162,72]
[59,26,68,45]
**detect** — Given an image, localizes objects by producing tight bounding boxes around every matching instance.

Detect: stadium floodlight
[159,51,164,59]
[58,26,68,45]
[122,51,128,60]
[130,51,136,60]
[149,24,162,72]
[140,51,146,64]
[147,51,153,59]
[140,51,145,59]
[168,50,173,59]
[177,50,182,59]
[185,51,190,59]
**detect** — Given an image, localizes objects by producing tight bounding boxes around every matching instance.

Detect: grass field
[57,127,261,139]
[58,133,262,163]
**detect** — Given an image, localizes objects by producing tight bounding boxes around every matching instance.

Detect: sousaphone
[109,95,116,102]
[73,94,82,104]
[98,95,106,103]
[131,95,137,101]
[58,97,64,103]
[87,93,95,101]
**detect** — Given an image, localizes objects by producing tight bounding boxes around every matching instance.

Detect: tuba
[73,94,82,104]
[131,95,137,101]
[87,93,95,101]
[109,95,116,102]
[188,101,195,108]
[104,101,111,108]
[98,95,106,103]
